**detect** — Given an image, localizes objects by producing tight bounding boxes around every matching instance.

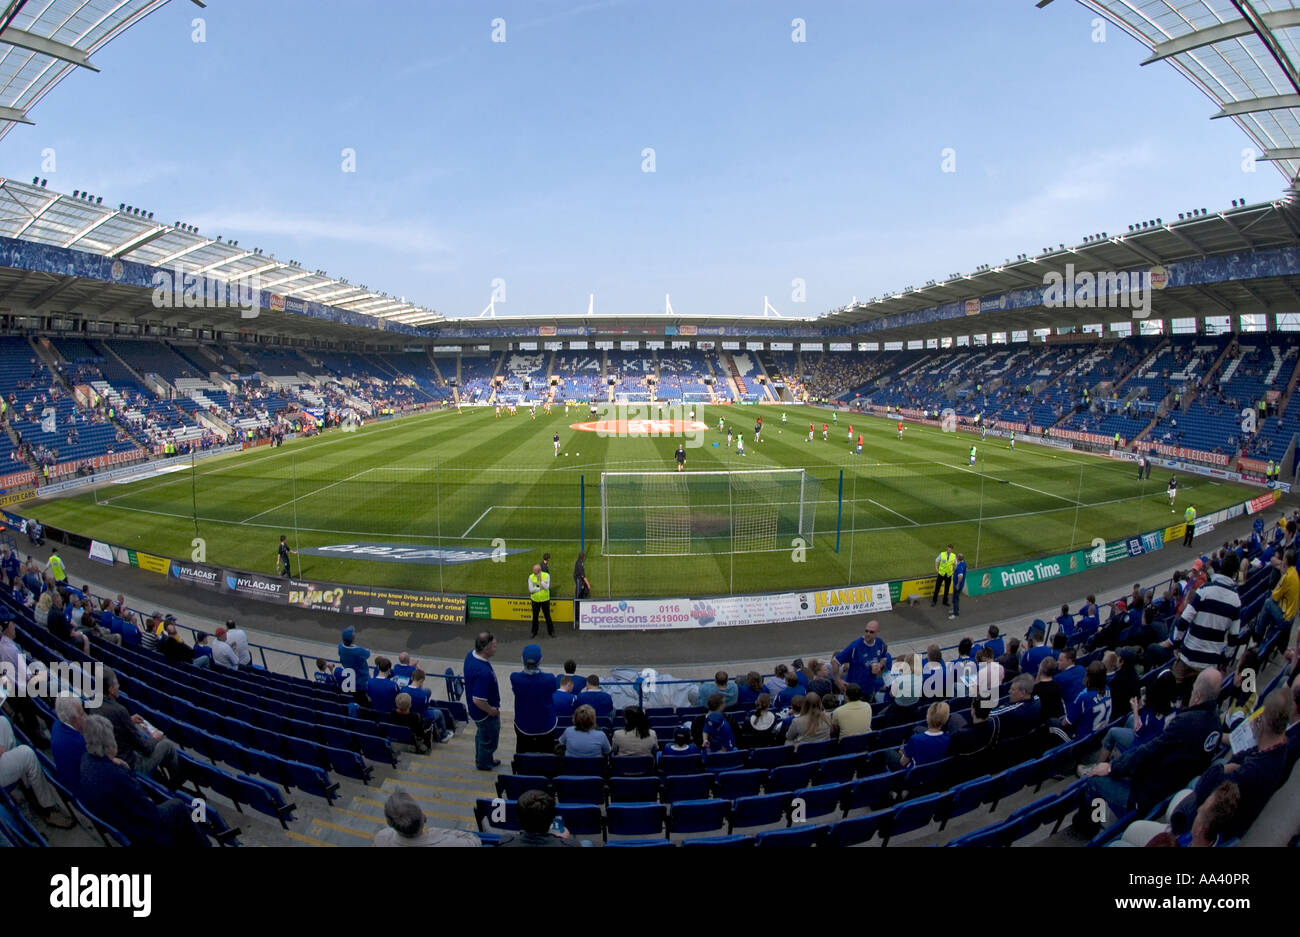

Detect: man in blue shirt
[511,643,558,754]
[552,676,579,721]
[404,669,452,743]
[949,554,967,620]
[578,675,614,718]
[974,625,1004,659]
[1053,648,1086,703]
[1021,623,1053,677]
[464,632,501,771]
[694,671,738,708]
[833,621,892,702]
[366,657,400,714]
[947,638,978,697]
[391,652,418,687]
[1063,663,1112,741]
[338,625,370,701]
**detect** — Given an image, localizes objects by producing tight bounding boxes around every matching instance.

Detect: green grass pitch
[26,404,1252,598]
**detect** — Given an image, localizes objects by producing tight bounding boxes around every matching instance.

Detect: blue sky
[0,0,1285,321]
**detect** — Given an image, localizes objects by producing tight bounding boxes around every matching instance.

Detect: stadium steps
[1188,338,1237,410]
[1111,338,1167,394]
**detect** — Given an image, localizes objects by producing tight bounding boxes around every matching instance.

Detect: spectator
[552,675,579,721]
[1108,649,1141,718]
[46,592,88,654]
[976,647,1004,705]
[51,695,87,797]
[556,659,579,690]
[1154,552,1244,702]
[1053,648,1085,703]
[976,624,1005,659]
[90,667,179,784]
[1164,687,1293,839]
[210,626,239,670]
[994,674,1043,741]
[578,675,614,717]
[373,790,480,847]
[497,790,580,848]
[392,652,417,686]
[224,619,251,668]
[1116,781,1241,848]
[313,657,334,685]
[1033,657,1064,720]
[0,712,74,828]
[1081,669,1224,818]
[158,622,194,666]
[1223,647,1261,731]
[764,664,790,697]
[662,726,701,758]
[949,701,999,771]
[1062,662,1112,740]
[611,706,658,757]
[833,620,891,702]
[367,657,400,713]
[806,659,836,700]
[559,704,611,758]
[338,625,370,700]
[192,631,214,667]
[737,672,764,707]
[464,632,501,772]
[948,638,978,697]
[392,694,437,754]
[694,671,738,708]
[1096,670,1176,765]
[775,672,802,712]
[78,715,205,847]
[996,637,1022,678]
[1253,547,1297,643]
[510,644,557,755]
[785,692,832,748]
[404,669,453,743]
[895,701,953,769]
[888,654,925,710]
[701,693,736,752]
[1022,625,1053,677]
[739,693,782,748]
[831,683,872,738]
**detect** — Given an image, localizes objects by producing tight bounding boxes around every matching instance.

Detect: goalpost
[600,468,816,556]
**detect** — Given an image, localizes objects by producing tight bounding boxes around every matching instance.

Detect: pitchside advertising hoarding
[577,583,892,631]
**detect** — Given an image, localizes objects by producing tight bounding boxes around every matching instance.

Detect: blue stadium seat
[749,746,793,770]
[475,798,520,833]
[703,749,748,772]
[234,774,297,828]
[496,774,548,800]
[554,803,603,839]
[792,739,834,764]
[662,773,713,803]
[814,752,863,784]
[756,823,830,847]
[604,839,674,848]
[845,772,901,815]
[885,791,952,846]
[553,775,606,805]
[830,809,890,847]
[511,753,561,777]
[713,768,766,800]
[834,733,873,756]
[937,775,994,830]
[791,782,852,824]
[606,803,668,840]
[668,799,731,838]
[609,755,656,777]
[659,753,704,775]
[285,761,339,804]
[680,833,755,848]
[608,774,660,805]
[730,792,790,833]
[325,747,372,785]
[945,818,1018,847]
[765,762,815,794]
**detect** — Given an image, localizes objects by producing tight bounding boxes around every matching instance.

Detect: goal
[600,468,817,556]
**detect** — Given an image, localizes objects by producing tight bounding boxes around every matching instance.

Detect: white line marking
[868,499,919,526]
[240,467,373,523]
[944,463,1081,505]
[461,507,493,538]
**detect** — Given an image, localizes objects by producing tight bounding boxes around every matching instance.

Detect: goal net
[600,468,817,556]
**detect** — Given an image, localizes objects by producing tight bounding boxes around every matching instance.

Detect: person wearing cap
[210,625,239,670]
[338,626,370,701]
[511,643,557,754]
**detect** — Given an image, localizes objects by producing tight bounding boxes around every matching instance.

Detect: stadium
[0,0,1298,882]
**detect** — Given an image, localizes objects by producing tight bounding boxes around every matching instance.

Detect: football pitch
[27,404,1255,599]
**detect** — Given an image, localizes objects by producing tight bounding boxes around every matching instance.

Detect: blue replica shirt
[1054,665,1086,704]
[702,712,735,752]
[338,643,371,690]
[1056,613,1075,635]
[836,637,892,694]
[391,664,416,686]
[975,636,1005,659]
[1067,688,1113,739]
[952,561,967,594]
[367,677,400,713]
[404,684,432,718]
[903,730,951,766]
[463,652,500,722]
[775,686,802,711]
[510,670,558,735]
[1021,645,1055,677]
[51,721,85,797]
[552,690,578,720]
[578,689,614,717]
[1135,707,1166,744]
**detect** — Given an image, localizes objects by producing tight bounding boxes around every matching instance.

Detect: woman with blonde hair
[784,692,832,747]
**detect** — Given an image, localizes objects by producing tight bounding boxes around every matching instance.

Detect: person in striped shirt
[1158,551,1245,702]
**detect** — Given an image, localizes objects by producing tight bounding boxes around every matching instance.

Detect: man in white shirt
[211,626,239,669]
[224,619,252,667]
